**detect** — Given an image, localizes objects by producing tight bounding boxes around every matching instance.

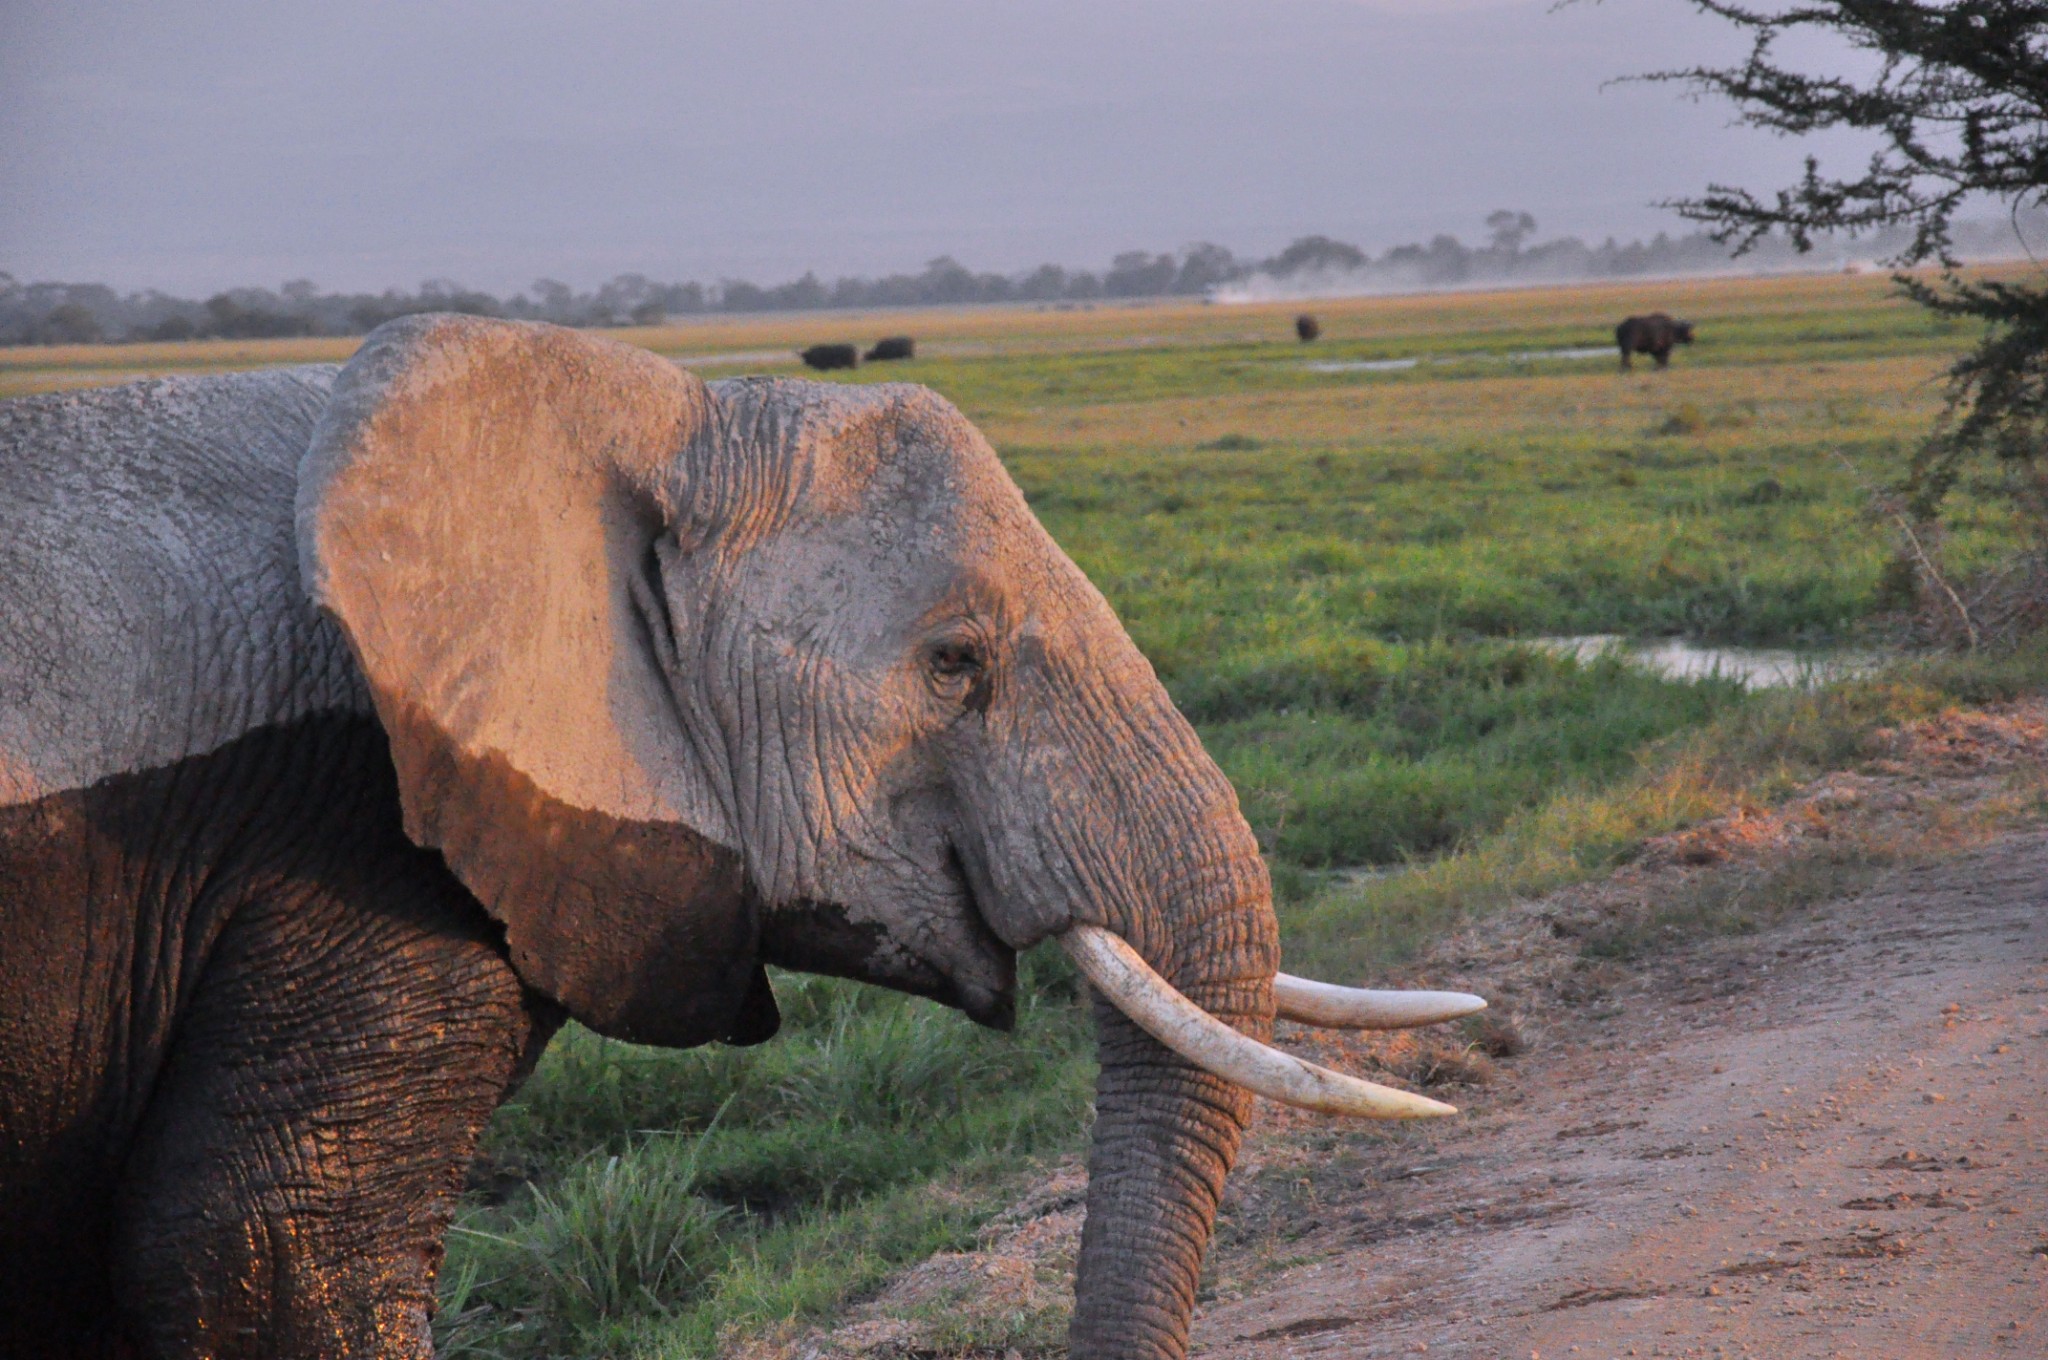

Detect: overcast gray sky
[1,0,1875,295]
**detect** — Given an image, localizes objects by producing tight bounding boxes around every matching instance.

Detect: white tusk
[1059,925,1457,1120]
[1274,973,1487,1030]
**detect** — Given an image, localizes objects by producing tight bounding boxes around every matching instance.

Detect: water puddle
[1506,346,1614,362]
[670,348,800,368]
[1532,635,1883,689]
[1305,357,1420,373]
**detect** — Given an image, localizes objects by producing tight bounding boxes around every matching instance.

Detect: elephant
[1295,313,1320,342]
[1616,312,1695,369]
[0,315,1481,1360]
[798,341,860,370]
[864,335,916,362]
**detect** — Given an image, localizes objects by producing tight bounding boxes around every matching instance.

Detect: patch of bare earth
[733,702,2048,1360]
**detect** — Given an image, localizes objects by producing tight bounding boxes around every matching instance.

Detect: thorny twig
[1831,449,1981,649]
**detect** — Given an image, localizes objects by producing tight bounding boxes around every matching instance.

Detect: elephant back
[0,367,369,807]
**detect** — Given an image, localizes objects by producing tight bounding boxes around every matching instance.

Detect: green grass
[9,271,2033,1356]
[438,957,1094,1357]
[1190,641,1749,867]
[1010,431,1948,652]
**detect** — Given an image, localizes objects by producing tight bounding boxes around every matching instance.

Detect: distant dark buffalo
[865,335,915,362]
[1615,313,1695,370]
[800,343,860,371]
[1295,314,1321,342]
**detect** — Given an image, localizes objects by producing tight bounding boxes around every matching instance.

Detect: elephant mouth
[755,871,1489,1117]
[756,888,1018,1031]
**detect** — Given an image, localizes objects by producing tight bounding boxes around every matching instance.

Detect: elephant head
[298,315,1478,1360]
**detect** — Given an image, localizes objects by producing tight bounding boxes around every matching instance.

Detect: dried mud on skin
[729,703,2048,1360]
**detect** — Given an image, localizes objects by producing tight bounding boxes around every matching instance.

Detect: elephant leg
[111,864,557,1360]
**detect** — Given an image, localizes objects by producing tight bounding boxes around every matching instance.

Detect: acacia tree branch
[1600,0,2048,633]
[1837,452,1982,648]
[1631,1,2048,265]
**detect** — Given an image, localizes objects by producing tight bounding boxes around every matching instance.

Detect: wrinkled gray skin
[0,316,1276,1359]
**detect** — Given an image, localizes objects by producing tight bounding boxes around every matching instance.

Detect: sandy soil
[746,702,2048,1360]
[1198,830,2048,1360]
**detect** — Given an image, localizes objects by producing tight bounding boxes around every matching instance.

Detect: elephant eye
[927,640,984,680]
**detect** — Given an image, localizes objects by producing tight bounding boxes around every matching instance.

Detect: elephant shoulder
[0,367,371,804]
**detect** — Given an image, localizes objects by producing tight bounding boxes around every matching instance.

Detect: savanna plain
[9,272,2042,1357]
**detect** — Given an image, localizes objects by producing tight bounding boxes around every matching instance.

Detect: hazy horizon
[4,0,1896,296]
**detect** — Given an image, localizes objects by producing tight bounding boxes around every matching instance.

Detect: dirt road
[1196,831,2048,1360]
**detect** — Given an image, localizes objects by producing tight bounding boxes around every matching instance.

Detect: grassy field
[7,271,2040,1356]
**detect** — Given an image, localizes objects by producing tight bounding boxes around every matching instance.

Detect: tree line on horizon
[4,212,2039,346]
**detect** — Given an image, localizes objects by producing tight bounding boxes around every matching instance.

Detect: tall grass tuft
[444,1137,731,1353]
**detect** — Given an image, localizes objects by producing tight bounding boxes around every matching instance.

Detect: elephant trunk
[1050,811,1468,1357]
[1066,848,1275,1360]
[986,642,1472,1355]
[1071,995,1261,1359]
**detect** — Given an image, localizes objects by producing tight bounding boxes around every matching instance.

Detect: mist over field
[1212,216,2048,303]
[4,0,1890,297]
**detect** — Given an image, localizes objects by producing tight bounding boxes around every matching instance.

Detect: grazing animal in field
[865,335,915,362]
[799,342,860,371]
[0,314,1482,1360]
[1615,313,1695,370]
[1295,314,1320,342]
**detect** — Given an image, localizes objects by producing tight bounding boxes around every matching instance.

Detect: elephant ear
[298,314,777,1048]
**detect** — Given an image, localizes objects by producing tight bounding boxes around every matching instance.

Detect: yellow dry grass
[979,351,1955,454]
